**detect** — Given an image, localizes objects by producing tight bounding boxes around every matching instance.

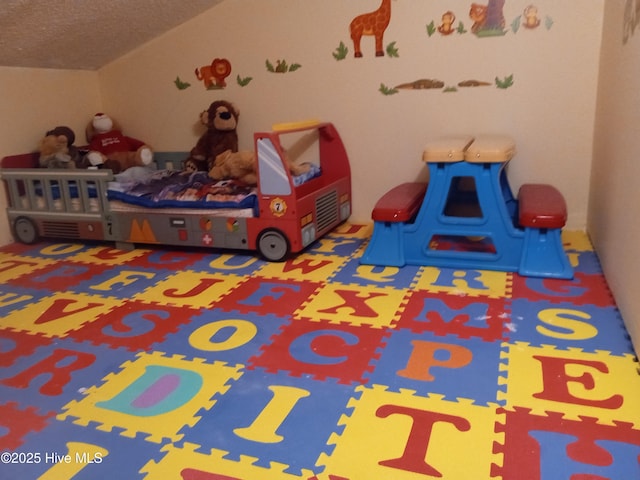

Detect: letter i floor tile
[0,231,638,479]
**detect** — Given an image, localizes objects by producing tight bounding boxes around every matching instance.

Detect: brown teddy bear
[208,148,313,186]
[38,126,81,169]
[84,113,153,173]
[184,100,239,172]
[209,149,257,185]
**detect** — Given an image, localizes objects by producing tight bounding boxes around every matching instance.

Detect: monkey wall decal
[438,11,456,35]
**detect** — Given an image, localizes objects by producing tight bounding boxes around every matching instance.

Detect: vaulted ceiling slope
[0,0,224,70]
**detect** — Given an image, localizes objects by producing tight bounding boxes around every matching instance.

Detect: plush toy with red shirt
[84,113,153,173]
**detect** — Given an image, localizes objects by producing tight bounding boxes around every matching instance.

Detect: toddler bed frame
[1,122,351,261]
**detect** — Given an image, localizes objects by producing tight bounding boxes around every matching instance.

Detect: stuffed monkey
[183,100,239,172]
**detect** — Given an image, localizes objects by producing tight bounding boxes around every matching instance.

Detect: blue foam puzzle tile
[155,308,291,366]
[187,252,267,276]
[0,338,136,414]
[71,265,173,299]
[178,368,355,476]
[0,286,48,317]
[306,236,365,257]
[529,431,640,479]
[509,299,633,355]
[571,250,604,275]
[365,329,506,405]
[331,256,421,289]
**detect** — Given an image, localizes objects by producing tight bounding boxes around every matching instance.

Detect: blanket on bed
[107,168,258,210]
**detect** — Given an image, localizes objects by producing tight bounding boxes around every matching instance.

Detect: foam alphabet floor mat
[0,224,639,479]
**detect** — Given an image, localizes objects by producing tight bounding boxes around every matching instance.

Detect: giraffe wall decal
[349,0,392,58]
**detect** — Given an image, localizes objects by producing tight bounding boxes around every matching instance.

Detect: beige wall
[0,67,101,244]
[98,0,603,228]
[590,1,640,354]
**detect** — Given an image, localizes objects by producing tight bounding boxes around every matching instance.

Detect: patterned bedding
[107,167,258,210]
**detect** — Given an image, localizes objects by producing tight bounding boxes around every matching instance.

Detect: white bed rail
[2,169,113,217]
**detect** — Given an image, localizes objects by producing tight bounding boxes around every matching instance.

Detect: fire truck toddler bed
[1,122,352,261]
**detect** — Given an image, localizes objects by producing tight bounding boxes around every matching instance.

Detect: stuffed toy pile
[85,113,153,173]
[38,126,81,169]
[186,100,314,185]
[209,149,257,185]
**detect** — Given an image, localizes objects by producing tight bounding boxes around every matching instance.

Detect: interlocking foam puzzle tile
[70,264,176,300]
[0,337,136,415]
[331,256,422,289]
[124,246,213,271]
[186,251,267,276]
[256,254,347,283]
[132,270,246,309]
[500,342,640,428]
[366,329,507,405]
[61,244,149,266]
[494,406,640,480]
[248,317,387,384]
[397,289,510,341]
[428,234,497,253]
[0,242,101,260]
[0,241,43,256]
[413,266,512,299]
[157,308,291,366]
[570,250,605,275]
[308,475,350,480]
[177,368,355,476]
[1,415,165,479]
[0,328,52,368]
[327,222,372,241]
[0,401,54,450]
[317,384,502,480]
[59,351,243,444]
[215,276,323,316]
[142,442,314,479]
[0,285,45,318]
[561,230,595,252]
[0,291,121,337]
[66,299,200,351]
[0,252,55,284]
[305,235,364,258]
[5,260,111,292]
[297,282,407,328]
[509,299,631,355]
[510,272,615,307]
[3,241,147,266]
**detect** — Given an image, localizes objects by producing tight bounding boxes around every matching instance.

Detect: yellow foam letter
[536,308,597,340]
[234,386,310,443]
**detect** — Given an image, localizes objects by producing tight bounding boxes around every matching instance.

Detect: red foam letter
[318,289,386,318]
[533,355,623,409]
[35,298,103,324]
[1,348,95,396]
[163,278,223,298]
[376,405,470,477]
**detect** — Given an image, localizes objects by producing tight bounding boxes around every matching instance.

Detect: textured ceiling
[0,0,224,70]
